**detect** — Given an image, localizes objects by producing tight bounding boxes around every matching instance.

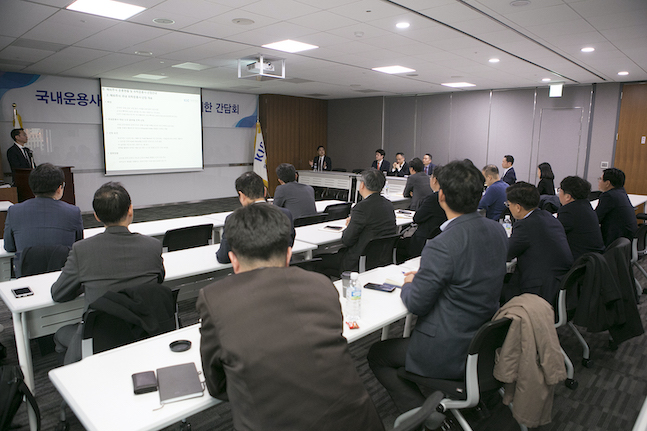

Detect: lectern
[14,166,76,204]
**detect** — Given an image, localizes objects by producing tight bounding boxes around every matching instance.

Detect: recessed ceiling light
[396,22,410,29]
[134,51,152,56]
[153,18,174,25]
[581,47,595,52]
[542,78,551,82]
[172,62,210,71]
[372,66,416,74]
[66,0,145,20]
[262,39,318,53]
[510,0,531,5]
[489,58,500,63]
[133,74,167,80]
[618,71,629,76]
[441,82,476,88]
[354,31,364,38]
[232,18,255,25]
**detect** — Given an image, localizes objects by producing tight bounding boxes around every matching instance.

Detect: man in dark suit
[422,153,436,175]
[319,169,396,275]
[217,171,295,264]
[7,128,35,180]
[403,157,432,210]
[504,182,573,305]
[51,182,165,363]
[388,152,409,177]
[595,168,637,246]
[371,148,389,173]
[309,145,332,171]
[3,163,83,277]
[368,160,508,413]
[273,163,316,219]
[501,154,516,185]
[557,176,604,260]
[197,204,385,431]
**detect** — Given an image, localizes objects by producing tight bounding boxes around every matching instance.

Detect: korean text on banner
[253,121,268,187]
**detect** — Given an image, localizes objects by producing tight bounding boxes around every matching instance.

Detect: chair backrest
[81,283,177,358]
[293,213,328,227]
[635,224,647,254]
[323,202,351,221]
[162,223,213,252]
[19,244,70,278]
[289,257,323,272]
[555,262,588,327]
[467,318,513,397]
[359,234,401,273]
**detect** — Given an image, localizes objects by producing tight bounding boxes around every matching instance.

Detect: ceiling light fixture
[489,58,500,63]
[372,66,416,74]
[172,62,210,71]
[581,47,595,52]
[441,82,476,88]
[153,18,174,25]
[618,71,629,76]
[133,74,167,80]
[66,0,145,20]
[542,78,551,82]
[510,0,531,6]
[232,18,255,25]
[396,22,410,29]
[262,39,318,53]
[134,51,152,56]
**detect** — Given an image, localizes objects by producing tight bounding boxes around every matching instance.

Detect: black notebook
[156,362,204,404]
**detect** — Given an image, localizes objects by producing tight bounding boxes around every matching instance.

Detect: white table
[589,193,647,211]
[48,260,418,431]
[0,201,13,211]
[0,240,15,281]
[315,200,346,213]
[0,241,316,399]
[83,215,224,241]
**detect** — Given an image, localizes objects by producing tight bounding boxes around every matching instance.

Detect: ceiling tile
[239,0,319,20]
[0,0,58,38]
[21,10,118,45]
[75,23,170,52]
[22,46,108,74]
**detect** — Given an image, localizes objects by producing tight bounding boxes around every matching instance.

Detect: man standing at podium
[4,163,83,277]
[7,129,36,181]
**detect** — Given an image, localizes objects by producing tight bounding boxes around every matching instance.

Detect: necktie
[319,157,323,171]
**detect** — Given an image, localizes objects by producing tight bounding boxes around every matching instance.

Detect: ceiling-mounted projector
[246,61,274,72]
[238,54,285,80]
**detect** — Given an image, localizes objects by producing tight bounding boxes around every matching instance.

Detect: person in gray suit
[368,159,508,413]
[198,204,384,431]
[4,163,83,277]
[403,157,433,210]
[51,182,165,363]
[273,163,316,219]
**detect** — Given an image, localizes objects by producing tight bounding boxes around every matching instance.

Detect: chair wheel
[582,358,593,368]
[565,378,578,390]
[55,420,70,431]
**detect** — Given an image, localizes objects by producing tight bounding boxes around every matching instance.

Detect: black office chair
[19,244,70,278]
[162,223,213,252]
[358,234,400,273]
[290,257,323,272]
[80,283,177,358]
[392,391,446,431]
[395,318,516,431]
[293,213,328,227]
[631,224,647,292]
[588,190,602,201]
[323,202,351,221]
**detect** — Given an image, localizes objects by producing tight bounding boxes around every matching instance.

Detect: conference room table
[589,193,647,211]
[48,261,418,431]
[0,240,317,405]
[83,215,224,240]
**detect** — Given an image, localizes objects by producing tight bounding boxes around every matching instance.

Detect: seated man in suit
[371,148,389,173]
[309,145,332,171]
[273,163,316,219]
[197,204,385,431]
[217,171,295,264]
[4,163,83,277]
[368,159,508,413]
[319,168,396,276]
[7,128,36,182]
[503,182,573,305]
[478,164,508,220]
[557,176,605,260]
[403,157,432,210]
[388,152,409,177]
[501,154,516,185]
[422,153,435,175]
[596,168,637,247]
[51,182,165,363]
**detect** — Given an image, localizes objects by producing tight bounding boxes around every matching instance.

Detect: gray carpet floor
[1,197,646,430]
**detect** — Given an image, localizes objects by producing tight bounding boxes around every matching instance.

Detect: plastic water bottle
[502,215,513,237]
[346,272,361,322]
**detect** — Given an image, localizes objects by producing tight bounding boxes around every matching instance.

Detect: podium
[14,167,76,205]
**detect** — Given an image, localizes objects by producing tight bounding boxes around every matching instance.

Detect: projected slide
[101,79,203,175]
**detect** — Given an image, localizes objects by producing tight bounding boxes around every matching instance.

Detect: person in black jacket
[557,176,604,260]
[595,168,637,246]
[407,167,447,257]
[537,162,555,195]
